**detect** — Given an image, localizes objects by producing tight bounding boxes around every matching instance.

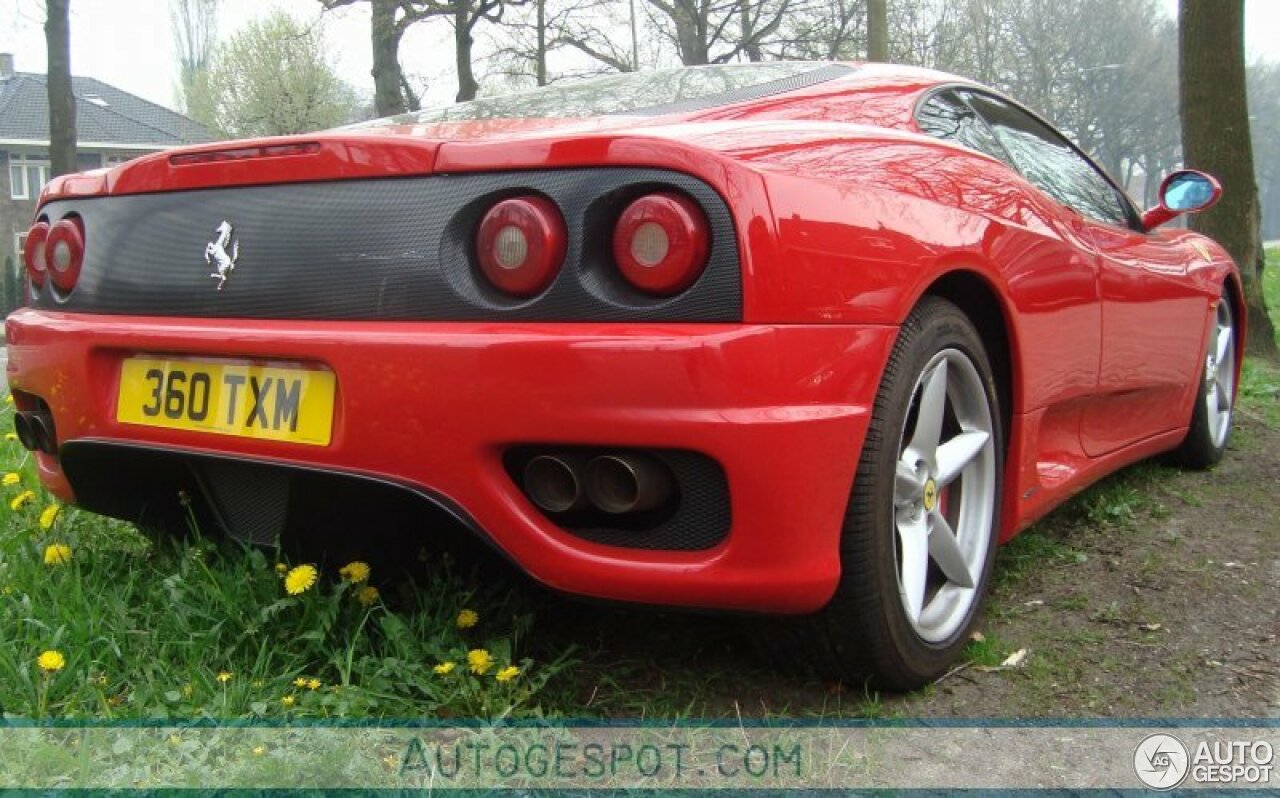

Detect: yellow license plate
[116,357,336,446]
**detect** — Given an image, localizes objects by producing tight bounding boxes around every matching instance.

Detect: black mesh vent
[505,447,731,551]
[31,169,741,323]
[194,460,292,546]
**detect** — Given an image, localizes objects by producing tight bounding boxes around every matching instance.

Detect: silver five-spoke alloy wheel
[1204,299,1235,449]
[893,349,997,643]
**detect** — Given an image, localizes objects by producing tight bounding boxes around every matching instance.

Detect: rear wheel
[757,297,1003,690]
[1172,292,1237,469]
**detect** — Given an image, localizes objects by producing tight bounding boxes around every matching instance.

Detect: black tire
[754,297,1003,690]
[1170,290,1237,470]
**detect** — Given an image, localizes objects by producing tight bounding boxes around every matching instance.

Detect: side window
[915,90,1015,169]
[959,91,1130,226]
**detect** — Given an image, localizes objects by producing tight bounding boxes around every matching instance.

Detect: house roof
[0,72,212,148]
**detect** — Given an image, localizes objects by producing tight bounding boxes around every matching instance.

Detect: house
[0,53,212,312]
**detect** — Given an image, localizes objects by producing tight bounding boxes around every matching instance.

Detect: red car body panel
[10,63,1243,613]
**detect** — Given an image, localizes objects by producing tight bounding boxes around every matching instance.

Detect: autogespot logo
[1134,733,1190,790]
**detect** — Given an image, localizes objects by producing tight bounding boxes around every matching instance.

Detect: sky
[1,0,1278,114]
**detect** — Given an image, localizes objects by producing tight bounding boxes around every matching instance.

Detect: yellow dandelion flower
[274,563,287,575]
[292,677,308,689]
[216,671,233,684]
[495,665,520,683]
[433,661,456,675]
[456,608,479,629]
[4,394,12,404]
[43,543,72,566]
[10,490,35,511]
[467,649,494,676]
[252,745,266,756]
[338,561,371,584]
[284,564,318,595]
[2,472,19,486]
[37,650,66,673]
[4,432,16,442]
[281,694,295,708]
[355,585,379,606]
[306,678,321,691]
[38,504,60,530]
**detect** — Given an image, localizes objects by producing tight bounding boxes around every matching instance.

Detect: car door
[915,90,1103,422]
[958,91,1203,456]
[1079,222,1208,454]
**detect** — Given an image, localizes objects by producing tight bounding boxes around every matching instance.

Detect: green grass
[0,401,577,719]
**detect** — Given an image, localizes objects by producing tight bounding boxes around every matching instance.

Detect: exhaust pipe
[30,412,57,455]
[522,454,588,514]
[13,412,38,452]
[584,453,674,514]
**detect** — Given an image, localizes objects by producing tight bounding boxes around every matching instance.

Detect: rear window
[359,63,851,125]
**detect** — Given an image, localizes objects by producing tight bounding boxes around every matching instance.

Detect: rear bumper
[5,309,896,613]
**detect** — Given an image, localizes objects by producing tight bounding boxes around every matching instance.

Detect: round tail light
[45,217,85,293]
[23,221,50,288]
[476,196,566,297]
[612,193,709,296]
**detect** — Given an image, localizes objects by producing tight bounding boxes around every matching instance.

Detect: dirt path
[546,411,1279,718]
[903,409,1279,717]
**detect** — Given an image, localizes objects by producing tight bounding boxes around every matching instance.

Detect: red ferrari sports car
[7,62,1242,688]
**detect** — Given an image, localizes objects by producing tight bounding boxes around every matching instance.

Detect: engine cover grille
[30,168,741,322]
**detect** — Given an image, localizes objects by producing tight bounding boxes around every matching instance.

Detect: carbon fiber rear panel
[31,169,741,322]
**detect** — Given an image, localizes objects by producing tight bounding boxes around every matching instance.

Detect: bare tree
[45,0,75,178]
[171,0,219,119]
[1180,0,1276,357]
[451,0,508,101]
[645,0,793,66]
[770,0,863,61]
[322,0,513,109]
[320,0,439,115]
[488,0,637,88]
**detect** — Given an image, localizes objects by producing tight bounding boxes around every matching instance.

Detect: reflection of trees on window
[357,63,828,125]
[915,92,1013,168]
[960,93,1127,226]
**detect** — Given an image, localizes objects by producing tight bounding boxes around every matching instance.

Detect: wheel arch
[1221,269,1247,401]
[918,269,1019,451]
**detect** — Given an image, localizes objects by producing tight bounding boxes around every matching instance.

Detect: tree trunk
[1179,0,1277,358]
[738,0,761,62]
[370,0,408,116]
[672,0,710,65]
[866,0,888,62]
[45,0,76,178]
[630,0,640,70]
[454,2,479,101]
[535,0,547,86]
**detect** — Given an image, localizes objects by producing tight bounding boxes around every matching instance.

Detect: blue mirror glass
[1163,173,1215,211]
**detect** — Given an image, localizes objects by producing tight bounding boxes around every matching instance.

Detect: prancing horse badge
[205,221,240,290]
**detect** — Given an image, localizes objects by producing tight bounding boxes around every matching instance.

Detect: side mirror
[1141,169,1222,230]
